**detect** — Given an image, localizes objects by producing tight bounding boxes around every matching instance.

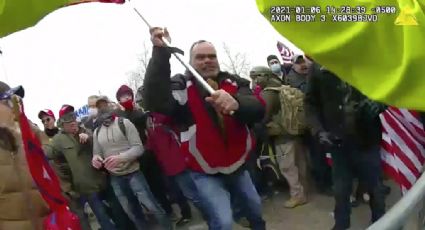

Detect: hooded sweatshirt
[93,117,144,176]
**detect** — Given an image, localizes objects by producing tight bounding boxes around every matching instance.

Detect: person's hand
[92,155,104,169]
[205,89,239,115]
[103,155,125,171]
[150,27,171,47]
[79,133,89,144]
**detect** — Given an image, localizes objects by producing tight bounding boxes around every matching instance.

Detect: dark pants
[104,183,137,230]
[309,137,333,191]
[167,176,192,218]
[140,151,174,215]
[79,193,116,230]
[331,144,385,229]
[68,198,91,230]
[68,192,117,230]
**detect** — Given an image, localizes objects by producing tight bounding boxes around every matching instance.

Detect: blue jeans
[110,171,173,230]
[79,193,116,230]
[173,170,207,220]
[189,169,266,230]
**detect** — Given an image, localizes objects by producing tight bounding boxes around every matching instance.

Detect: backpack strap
[96,117,128,142]
[95,126,101,139]
[118,117,127,137]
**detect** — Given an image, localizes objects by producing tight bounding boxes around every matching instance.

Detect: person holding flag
[0,81,51,230]
[143,27,266,230]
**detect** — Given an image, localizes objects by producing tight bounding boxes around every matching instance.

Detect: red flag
[18,104,68,212]
[277,41,295,63]
[380,107,425,194]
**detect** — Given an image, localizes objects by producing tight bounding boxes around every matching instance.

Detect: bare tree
[127,42,151,92]
[220,43,251,79]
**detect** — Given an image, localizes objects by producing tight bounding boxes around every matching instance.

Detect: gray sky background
[0,0,301,127]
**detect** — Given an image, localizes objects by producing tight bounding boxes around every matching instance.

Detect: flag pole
[129,2,215,95]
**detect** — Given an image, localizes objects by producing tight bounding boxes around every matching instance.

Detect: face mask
[97,109,115,127]
[103,118,113,127]
[88,108,98,118]
[120,100,134,111]
[270,63,282,75]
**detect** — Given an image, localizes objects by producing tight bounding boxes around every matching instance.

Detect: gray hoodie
[93,117,143,176]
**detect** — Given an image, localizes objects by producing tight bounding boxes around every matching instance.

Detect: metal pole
[130,4,215,95]
[368,173,425,230]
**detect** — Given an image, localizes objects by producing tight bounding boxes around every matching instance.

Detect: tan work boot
[284,196,308,208]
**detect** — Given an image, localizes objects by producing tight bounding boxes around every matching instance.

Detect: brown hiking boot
[284,196,308,208]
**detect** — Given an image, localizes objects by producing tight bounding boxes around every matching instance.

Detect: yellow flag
[0,0,68,37]
[0,0,124,38]
[256,0,425,110]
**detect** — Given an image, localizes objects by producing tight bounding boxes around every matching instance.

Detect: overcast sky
[0,0,301,127]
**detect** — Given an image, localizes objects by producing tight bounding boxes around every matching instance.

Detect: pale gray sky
[0,0,301,126]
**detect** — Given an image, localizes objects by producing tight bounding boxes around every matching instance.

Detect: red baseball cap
[38,109,55,120]
[58,105,76,123]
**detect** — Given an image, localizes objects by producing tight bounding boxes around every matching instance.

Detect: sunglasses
[42,117,51,124]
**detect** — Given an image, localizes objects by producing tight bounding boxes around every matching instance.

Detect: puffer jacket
[0,104,50,230]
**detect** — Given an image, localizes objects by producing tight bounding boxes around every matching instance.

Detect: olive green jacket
[44,127,106,197]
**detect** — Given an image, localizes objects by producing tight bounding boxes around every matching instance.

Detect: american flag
[380,107,425,194]
[277,41,294,63]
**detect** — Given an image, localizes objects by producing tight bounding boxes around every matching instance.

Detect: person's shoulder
[171,73,189,90]
[114,109,126,117]
[121,117,135,127]
[50,131,67,144]
[220,72,250,87]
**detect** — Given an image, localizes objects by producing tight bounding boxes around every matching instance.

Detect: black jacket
[142,46,265,131]
[305,69,384,149]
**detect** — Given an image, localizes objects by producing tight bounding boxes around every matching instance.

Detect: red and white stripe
[380,107,425,194]
[277,41,294,63]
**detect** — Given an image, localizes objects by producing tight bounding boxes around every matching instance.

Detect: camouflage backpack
[264,85,307,136]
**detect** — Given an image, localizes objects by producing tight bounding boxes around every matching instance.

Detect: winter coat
[45,127,106,196]
[0,104,50,230]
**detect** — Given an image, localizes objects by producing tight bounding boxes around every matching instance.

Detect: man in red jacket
[142,27,266,230]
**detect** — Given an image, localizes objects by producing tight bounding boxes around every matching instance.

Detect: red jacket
[142,47,265,175]
[179,79,256,174]
[145,112,186,176]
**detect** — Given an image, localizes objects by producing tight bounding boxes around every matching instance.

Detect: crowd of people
[1,27,410,230]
